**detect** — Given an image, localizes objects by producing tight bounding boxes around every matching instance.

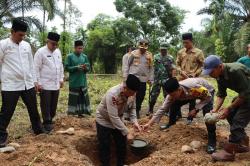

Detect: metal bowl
[130,138,149,155]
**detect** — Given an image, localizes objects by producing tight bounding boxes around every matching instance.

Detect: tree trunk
[62,0,67,58]
[42,7,46,45]
[21,0,24,20]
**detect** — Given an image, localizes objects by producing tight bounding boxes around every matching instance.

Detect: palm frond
[197,7,213,15]
[234,22,250,55]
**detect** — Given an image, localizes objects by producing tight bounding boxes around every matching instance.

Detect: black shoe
[0,134,8,148]
[44,124,54,133]
[146,112,153,116]
[34,127,49,135]
[67,112,75,115]
[77,114,85,118]
[207,145,216,154]
[136,113,140,119]
[176,115,182,121]
[160,124,172,130]
[165,112,170,117]
[186,119,193,125]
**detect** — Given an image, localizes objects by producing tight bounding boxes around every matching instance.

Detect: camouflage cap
[160,42,169,50]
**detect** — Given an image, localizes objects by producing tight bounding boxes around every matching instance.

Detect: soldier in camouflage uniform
[147,42,174,115]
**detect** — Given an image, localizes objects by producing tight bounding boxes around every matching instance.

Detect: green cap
[160,42,169,50]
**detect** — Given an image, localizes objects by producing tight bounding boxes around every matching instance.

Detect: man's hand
[92,119,96,131]
[34,82,42,92]
[147,80,152,86]
[34,82,38,91]
[133,123,142,132]
[218,108,230,119]
[60,81,64,88]
[81,64,87,70]
[180,71,189,79]
[127,131,134,141]
[142,123,150,131]
[210,109,218,113]
[188,109,199,118]
[188,74,194,78]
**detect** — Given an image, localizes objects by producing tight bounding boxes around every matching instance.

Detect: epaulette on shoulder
[131,49,140,57]
[146,51,153,57]
[168,55,174,59]
[178,48,185,53]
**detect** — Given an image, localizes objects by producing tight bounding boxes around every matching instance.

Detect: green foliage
[86,14,124,73]
[0,0,61,31]
[64,1,82,32]
[112,17,140,47]
[59,31,74,60]
[189,29,216,56]
[87,25,116,73]
[85,0,186,74]
[215,38,226,60]
[0,27,9,40]
[198,0,250,62]
[74,27,88,44]
[114,0,185,52]
[234,22,250,56]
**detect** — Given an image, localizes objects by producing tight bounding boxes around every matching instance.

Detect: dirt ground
[1,114,250,166]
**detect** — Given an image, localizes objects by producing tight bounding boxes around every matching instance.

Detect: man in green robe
[65,40,91,116]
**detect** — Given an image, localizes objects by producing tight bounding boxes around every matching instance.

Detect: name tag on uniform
[47,55,52,57]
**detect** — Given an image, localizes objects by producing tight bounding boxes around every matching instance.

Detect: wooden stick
[28,151,45,166]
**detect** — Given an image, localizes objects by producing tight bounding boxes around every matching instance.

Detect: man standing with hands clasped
[65,40,91,116]
[34,32,64,132]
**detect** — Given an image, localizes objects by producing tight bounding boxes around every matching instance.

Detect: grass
[1,75,237,140]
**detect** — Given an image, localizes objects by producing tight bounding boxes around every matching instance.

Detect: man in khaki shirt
[96,74,142,166]
[124,39,154,119]
[175,33,205,123]
[176,33,205,80]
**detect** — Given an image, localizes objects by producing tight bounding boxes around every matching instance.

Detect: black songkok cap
[126,74,140,91]
[182,33,193,41]
[164,77,180,93]
[47,32,60,42]
[11,18,28,32]
[75,40,84,47]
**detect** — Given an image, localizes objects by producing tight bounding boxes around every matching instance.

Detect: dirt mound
[0,116,250,166]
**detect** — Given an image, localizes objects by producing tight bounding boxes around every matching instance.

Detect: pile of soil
[0,116,250,166]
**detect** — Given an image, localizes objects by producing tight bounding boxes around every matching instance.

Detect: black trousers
[96,122,127,166]
[40,90,59,124]
[227,101,250,143]
[168,99,216,146]
[0,88,43,137]
[175,99,196,119]
[136,82,146,118]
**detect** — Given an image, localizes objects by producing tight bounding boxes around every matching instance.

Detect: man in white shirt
[122,45,136,81]
[0,18,44,147]
[34,32,64,132]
